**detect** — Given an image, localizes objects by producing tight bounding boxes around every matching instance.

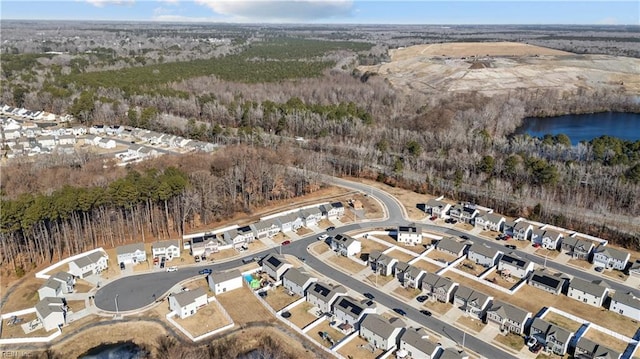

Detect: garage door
[82,271,92,278]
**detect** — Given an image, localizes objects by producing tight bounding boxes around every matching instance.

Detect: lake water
[515,112,640,145]
[79,342,146,359]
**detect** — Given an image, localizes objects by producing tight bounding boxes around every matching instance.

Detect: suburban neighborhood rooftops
[210,269,241,284]
[483,213,505,223]
[368,250,395,266]
[425,198,448,208]
[73,251,107,268]
[406,265,424,279]
[50,271,74,283]
[282,267,314,288]
[395,261,411,273]
[116,243,145,255]
[440,347,468,359]
[531,318,572,343]
[486,300,530,324]
[500,252,530,269]
[513,221,531,231]
[41,277,63,291]
[35,297,65,319]
[331,201,344,209]
[469,243,501,258]
[398,225,419,233]
[309,282,346,302]
[612,291,640,310]
[594,245,630,262]
[422,272,456,291]
[576,336,620,359]
[569,277,609,298]
[171,287,207,307]
[529,269,567,291]
[263,253,289,271]
[455,285,490,308]
[401,327,438,356]
[361,314,403,338]
[153,239,179,248]
[332,233,358,247]
[436,237,467,254]
[252,219,279,231]
[335,295,375,317]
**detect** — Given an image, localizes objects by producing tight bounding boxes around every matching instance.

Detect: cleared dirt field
[583,329,629,353]
[456,315,486,333]
[328,255,368,274]
[387,249,418,263]
[313,320,346,348]
[263,286,301,311]
[288,302,318,328]
[337,335,383,359]
[392,42,571,60]
[173,301,232,337]
[216,286,275,326]
[412,259,444,273]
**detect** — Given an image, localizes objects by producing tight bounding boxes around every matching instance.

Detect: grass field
[494,332,525,351]
[216,286,275,326]
[412,259,444,273]
[542,312,583,332]
[337,335,383,359]
[328,255,367,274]
[288,302,318,329]
[263,286,301,311]
[173,301,232,337]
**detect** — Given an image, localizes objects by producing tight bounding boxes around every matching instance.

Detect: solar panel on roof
[267,256,281,267]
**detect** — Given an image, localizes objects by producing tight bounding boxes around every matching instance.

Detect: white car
[318,234,329,241]
[166,266,178,272]
[526,337,537,348]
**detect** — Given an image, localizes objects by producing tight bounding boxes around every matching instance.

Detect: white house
[190,235,221,257]
[251,219,281,239]
[453,285,492,320]
[474,213,505,232]
[592,246,630,271]
[169,287,208,319]
[567,278,609,307]
[36,297,66,331]
[282,267,317,297]
[306,282,347,314]
[262,253,292,281]
[38,278,63,300]
[359,314,404,351]
[97,138,116,149]
[57,134,76,145]
[467,243,502,267]
[116,243,147,265]
[37,135,56,148]
[498,252,534,279]
[397,225,422,246]
[511,221,534,241]
[278,213,303,233]
[540,229,563,250]
[399,327,441,359]
[68,251,108,278]
[152,239,181,259]
[332,295,376,331]
[330,233,362,257]
[301,208,322,227]
[421,198,451,218]
[421,272,458,303]
[49,271,75,293]
[320,202,345,219]
[485,300,531,335]
[207,269,242,295]
[609,291,640,321]
[530,318,574,356]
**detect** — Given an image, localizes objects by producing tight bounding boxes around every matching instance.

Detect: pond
[515,112,640,145]
[79,341,147,359]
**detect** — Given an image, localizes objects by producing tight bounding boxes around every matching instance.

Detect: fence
[0,329,61,345]
[330,330,359,351]
[183,224,239,240]
[261,202,329,221]
[544,306,636,343]
[35,247,106,279]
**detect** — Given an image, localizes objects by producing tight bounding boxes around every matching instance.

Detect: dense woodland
[1,23,640,275]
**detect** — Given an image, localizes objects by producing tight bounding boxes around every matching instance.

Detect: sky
[2,1,639,25]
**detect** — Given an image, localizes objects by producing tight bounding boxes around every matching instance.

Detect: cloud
[85,0,135,7]
[158,0,180,4]
[596,16,619,25]
[195,0,354,22]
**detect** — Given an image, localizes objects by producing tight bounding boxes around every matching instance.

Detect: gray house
[467,243,502,267]
[504,221,533,241]
[592,246,630,271]
[359,314,404,351]
[368,250,398,276]
[474,212,505,232]
[420,198,451,218]
[561,236,595,260]
[50,271,75,293]
[396,262,425,289]
[35,297,66,331]
[399,327,441,359]
[306,282,347,314]
[453,285,492,320]
[251,219,281,239]
[261,253,292,281]
[332,295,376,331]
[330,233,361,257]
[448,203,479,223]
[567,278,610,307]
[530,317,574,356]
[436,237,468,258]
[282,267,317,297]
[278,213,303,233]
[485,300,531,335]
[528,269,569,295]
[116,243,147,265]
[574,337,621,359]
[38,278,63,301]
[421,272,458,303]
[498,252,534,278]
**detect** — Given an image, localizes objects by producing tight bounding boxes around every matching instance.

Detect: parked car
[282,240,291,246]
[420,310,432,316]
[326,226,336,231]
[198,268,213,275]
[242,257,256,264]
[195,256,201,263]
[318,234,329,241]
[363,293,375,300]
[416,295,429,303]
[393,308,407,316]
[505,244,517,250]
[530,343,543,353]
[430,216,437,221]
[595,266,604,272]
[460,235,470,240]
[119,262,125,270]
[526,337,537,348]
[166,266,178,272]
[532,243,541,248]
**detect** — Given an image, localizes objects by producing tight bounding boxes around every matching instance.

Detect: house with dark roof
[420,198,451,218]
[35,297,66,331]
[49,271,75,293]
[498,252,534,278]
[609,291,640,321]
[399,327,441,359]
[152,239,180,259]
[467,243,502,267]
[368,250,398,277]
[306,282,347,314]
[530,318,574,355]
[448,203,479,223]
[320,202,345,219]
[68,251,108,278]
[207,269,242,295]
[251,219,281,239]
[277,213,303,233]
[301,207,323,227]
[421,272,458,303]
[474,212,506,232]
[261,253,292,281]
[528,269,569,295]
[330,233,361,257]
[359,314,404,351]
[630,259,640,278]
[592,246,630,271]
[397,225,423,246]
[116,243,147,266]
[168,287,208,319]
[485,300,531,335]
[561,236,595,260]
[332,295,376,331]
[574,337,621,359]
[282,267,317,297]
[567,278,609,307]
[190,234,221,257]
[436,237,468,258]
[453,285,492,319]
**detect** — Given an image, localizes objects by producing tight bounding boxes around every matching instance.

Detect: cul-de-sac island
[1,6,640,359]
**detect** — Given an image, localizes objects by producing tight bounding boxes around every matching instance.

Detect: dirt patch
[288,302,318,328]
[337,334,383,359]
[543,311,583,332]
[313,320,345,348]
[172,301,233,337]
[494,332,525,351]
[583,329,630,353]
[67,300,86,313]
[74,279,94,293]
[328,255,367,274]
[412,259,444,273]
[386,249,418,263]
[427,250,459,263]
[456,315,486,332]
[391,42,572,59]
[216,286,275,326]
[263,286,302,312]
[457,259,486,276]
[351,193,384,220]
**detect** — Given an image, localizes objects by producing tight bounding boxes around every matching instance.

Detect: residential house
[421,198,451,218]
[485,300,531,335]
[397,225,423,246]
[306,282,347,314]
[332,295,376,331]
[89,125,106,135]
[453,285,492,320]
[528,269,569,295]
[49,271,75,293]
[278,213,303,233]
[403,265,426,289]
[57,134,76,145]
[448,203,479,223]
[168,287,208,319]
[567,278,609,307]
[561,236,595,260]
[530,318,574,356]
[35,297,66,331]
[368,250,398,276]
[38,278,63,300]
[223,226,254,248]
[251,219,281,239]
[320,202,345,219]
[301,207,323,227]
[97,138,116,149]
[512,221,534,241]
[439,347,470,359]
[3,129,21,141]
[399,327,441,359]
[116,243,147,265]
[68,251,108,278]
[207,269,242,295]
[152,239,181,259]
[629,260,640,278]
[84,135,101,146]
[467,243,502,267]
[38,135,56,148]
[330,233,361,257]
[421,272,458,303]
[282,267,317,297]
[190,235,221,257]
[359,314,404,351]
[475,213,506,232]
[262,253,292,281]
[592,246,630,271]
[436,237,468,258]
[574,337,621,359]
[498,252,534,278]
[609,291,640,321]
[540,229,564,250]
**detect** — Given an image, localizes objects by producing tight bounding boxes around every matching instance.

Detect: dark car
[326,226,336,231]
[393,308,407,316]
[198,268,213,275]
[363,293,375,300]
[416,295,428,303]
[529,343,543,353]
[505,244,517,250]
[420,310,432,316]
[460,235,470,240]
[595,266,604,272]
[119,262,125,270]
[282,240,291,246]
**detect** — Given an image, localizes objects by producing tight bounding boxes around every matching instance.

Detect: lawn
[173,301,232,337]
[412,259,444,273]
[74,279,94,293]
[132,261,152,272]
[365,273,395,287]
[217,286,276,326]
[359,238,392,257]
[263,286,301,311]
[583,329,630,352]
[426,249,460,263]
[393,286,421,300]
[387,249,418,263]
[543,312,583,332]
[272,232,291,244]
[603,269,629,281]
[208,248,238,261]
[423,299,453,315]
[313,320,346,348]
[1,280,41,312]
[483,273,519,290]
[534,248,560,259]
[328,254,367,274]
[337,335,384,359]
[494,332,525,351]
[247,239,266,252]
[0,313,47,339]
[182,278,210,292]
[297,227,314,236]
[456,259,486,276]
[456,315,486,332]
[67,300,86,313]
[309,242,330,255]
[287,302,318,329]
[455,223,474,231]
[567,259,592,269]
